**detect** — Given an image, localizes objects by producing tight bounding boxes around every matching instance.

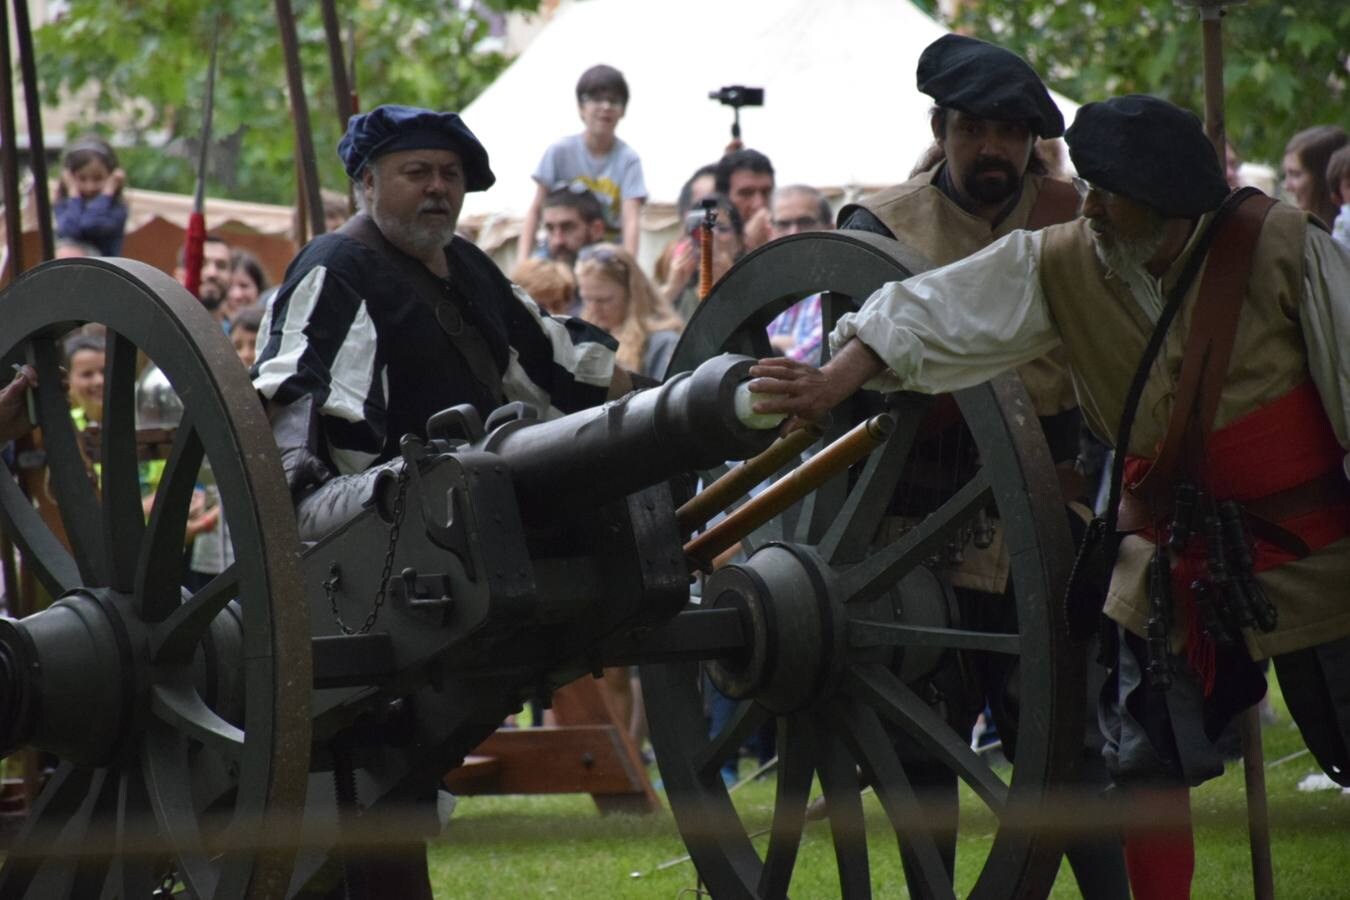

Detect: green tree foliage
[35,0,540,204]
[947,1,1349,166]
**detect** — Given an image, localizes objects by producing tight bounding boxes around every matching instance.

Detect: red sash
[1123,381,1350,690]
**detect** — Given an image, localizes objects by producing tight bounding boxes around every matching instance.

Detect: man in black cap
[749,94,1350,900]
[838,33,1077,250]
[252,105,630,897]
[838,34,1127,899]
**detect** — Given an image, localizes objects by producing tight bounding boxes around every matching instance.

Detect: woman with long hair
[1283,125,1348,229]
[575,243,683,379]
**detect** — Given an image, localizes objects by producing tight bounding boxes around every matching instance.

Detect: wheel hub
[0,588,247,767]
[0,589,142,765]
[704,544,844,714]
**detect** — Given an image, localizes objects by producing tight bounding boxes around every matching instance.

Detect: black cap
[1067,95,1229,218]
[917,34,1064,139]
[338,104,495,192]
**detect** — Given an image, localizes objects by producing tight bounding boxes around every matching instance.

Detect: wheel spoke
[151,562,239,665]
[791,413,857,545]
[0,464,80,597]
[818,394,932,565]
[31,337,107,586]
[725,324,774,361]
[151,681,245,762]
[142,724,220,899]
[848,620,1021,655]
[816,730,871,899]
[832,702,957,900]
[68,769,120,900]
[816,292,854,366]
[0,763,93,898]
[135,415,203,622]
[838,471,991,605]
[757,713,816,899]
[100,331,146,593]
[696,699,770,780]
[110,768,157,900]
[844,665,1008,813]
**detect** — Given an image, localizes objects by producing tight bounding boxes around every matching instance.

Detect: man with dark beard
[749,94,1350,900]
[836,35,1129,900]
[838,34,1078,261]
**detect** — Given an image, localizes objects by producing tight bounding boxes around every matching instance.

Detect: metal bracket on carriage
[395,434,538,631]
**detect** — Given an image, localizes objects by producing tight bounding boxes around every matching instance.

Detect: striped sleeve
[503,284,617,416]
[252,264,387,475]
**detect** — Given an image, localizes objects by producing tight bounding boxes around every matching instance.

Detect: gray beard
[373,207,455,262]
[1091,227,1166,278]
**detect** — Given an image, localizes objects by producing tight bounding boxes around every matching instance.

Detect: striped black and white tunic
[253,231,617,476]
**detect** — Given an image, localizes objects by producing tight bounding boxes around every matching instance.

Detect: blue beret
[917,35,1064,139]
[1067,95,1229,218]
[338,104,495,192]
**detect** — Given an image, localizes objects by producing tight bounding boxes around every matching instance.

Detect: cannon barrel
[478,354,777,512]
[301,354,780,541]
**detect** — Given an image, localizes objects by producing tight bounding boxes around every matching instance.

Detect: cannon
[0,232,1081,899]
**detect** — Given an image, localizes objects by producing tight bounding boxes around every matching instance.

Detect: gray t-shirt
[533,133,647,235]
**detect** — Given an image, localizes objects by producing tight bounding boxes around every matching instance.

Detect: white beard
[1091,226,1166,278]
[370,186,456,261]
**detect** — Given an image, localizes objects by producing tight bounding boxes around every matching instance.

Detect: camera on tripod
[709,85,764,140]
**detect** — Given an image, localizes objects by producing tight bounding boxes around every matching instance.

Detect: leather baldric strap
[1024,177,1081,231]
[1118,191,1277,529]
[339,213,505,408]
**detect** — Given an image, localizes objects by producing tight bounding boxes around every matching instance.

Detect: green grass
[430,688,1350,898]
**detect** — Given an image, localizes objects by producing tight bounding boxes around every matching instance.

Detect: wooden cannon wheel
[642,231,1084,899]
[0,259,310,899]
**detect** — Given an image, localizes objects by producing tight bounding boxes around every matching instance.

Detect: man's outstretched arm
[746,339,887,429]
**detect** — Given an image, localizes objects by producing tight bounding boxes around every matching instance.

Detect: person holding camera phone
[517,64,647,262]
[666,193,745,323]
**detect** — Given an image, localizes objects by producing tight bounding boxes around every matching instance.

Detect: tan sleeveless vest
[857,170,1078,416]
[1039,205,1350,657]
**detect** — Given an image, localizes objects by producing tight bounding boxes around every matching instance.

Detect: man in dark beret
[750,93,1350,900]
[837,34,1129,899]
[255,104,632,517]
[838,33,1074,246]
[252,106,633,896]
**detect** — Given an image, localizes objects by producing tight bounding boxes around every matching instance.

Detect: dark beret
[1066,95,1229,218]
[338,104,495,192]
[917,34,1064,139]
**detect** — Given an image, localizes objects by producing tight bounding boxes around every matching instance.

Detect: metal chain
[324,467,411,635]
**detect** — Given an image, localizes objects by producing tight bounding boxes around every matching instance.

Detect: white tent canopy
[461,0,1079,228]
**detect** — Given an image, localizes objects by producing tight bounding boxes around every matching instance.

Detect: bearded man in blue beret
[254,105,631,531]
[751,94,1350,900]
[252,106,633,897]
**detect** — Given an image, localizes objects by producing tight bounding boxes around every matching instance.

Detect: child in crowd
[511,257,578,317]
[517,65,647,261]
[229,305,264,370]
[224,249,269,325]
[1328,144,1350,248]
[54,137,128,256]
[64,331,106,431]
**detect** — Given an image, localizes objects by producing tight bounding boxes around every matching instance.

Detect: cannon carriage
[0,231,1082,899]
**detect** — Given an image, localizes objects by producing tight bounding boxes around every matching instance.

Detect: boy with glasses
[517,64,648,261]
